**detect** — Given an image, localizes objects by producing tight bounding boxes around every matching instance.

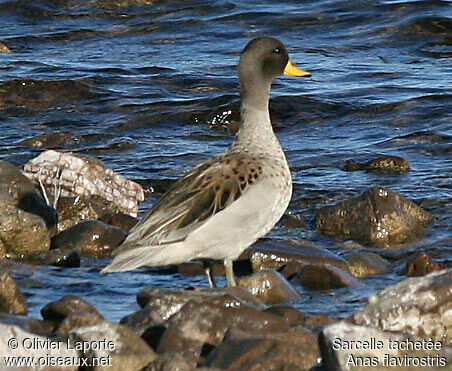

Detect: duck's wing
[114,152,265,254]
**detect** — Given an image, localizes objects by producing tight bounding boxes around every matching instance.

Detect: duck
[101,37,311,287]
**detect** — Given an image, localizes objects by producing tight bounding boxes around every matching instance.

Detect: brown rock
[55,196,100,233]
[205,327,320,370]
[0,42,11,53]
[69,320,157,370]
[56,311,105,337]
[350,268,452,342]
[145,352,196,371]
[123,287,265,333]
[0,193,50,258]
[344,156,410,173]
[405,252,442,277]
[98,209,138,232]
[0,313,55,337]
[237,269,300,305]
[41,295,100,324]
[366,156,410,173]
[157,300,289,360]
[51,220,126,257]
[263,305,305,326]
[345,251,390,277]
[240,239,350,274]
[0,160,57,230]
[298,264,364,290]
[0,272,27,315]
[316,187,434,246]
[20,132,76,149]
[24,248,80,268]
[0,323,78,370]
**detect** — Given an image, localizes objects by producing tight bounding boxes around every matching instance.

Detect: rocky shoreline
[0,146,450,370]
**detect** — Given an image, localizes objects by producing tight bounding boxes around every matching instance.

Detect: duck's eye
[272,48,282,54]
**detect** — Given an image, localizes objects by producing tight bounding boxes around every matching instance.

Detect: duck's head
[238,37,310,95]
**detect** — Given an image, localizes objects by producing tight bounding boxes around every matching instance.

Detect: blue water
[0,0,451,322]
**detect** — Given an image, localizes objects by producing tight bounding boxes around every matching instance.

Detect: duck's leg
[224,259,236,287]
[203,260,217,288]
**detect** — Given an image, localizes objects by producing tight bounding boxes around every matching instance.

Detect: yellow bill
[283,60,311,77]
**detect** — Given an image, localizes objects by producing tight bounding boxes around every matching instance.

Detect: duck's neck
[237,83,276,144]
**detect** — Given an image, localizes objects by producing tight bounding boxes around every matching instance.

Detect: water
[0,0,451,322]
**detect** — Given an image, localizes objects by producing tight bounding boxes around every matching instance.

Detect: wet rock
[98,209,138,232]
[319,322,451,371]
[145,352,196,371]
[350,269,452,342]
[55,196,100,233]
[316,187,434,246]
[205,327,320,370]
[24,248,80,268]
[23,150,144,217]
[123,287,265,333]
[0,41,11,53]
[157,300,289,360]
[0,79,100,109]
[281,213,305,228]
[0,160,57,230]
[69,320,157,371]
[405,252,442,277]
[263,305,305,326]
[0,323,78,371]
[236,269,301,305]
[56,311,105,338]
[344,156,410,173]
[51,220,126,258]
[0,272,27,315]
[298,264,364,290]
[240,239,350,275]
[0,313,54,337]
[0,192,50,259]
[345,251,390,277]
[41,295,100,324]
[20,132,76,149]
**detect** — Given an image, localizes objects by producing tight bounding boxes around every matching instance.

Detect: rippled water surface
[1,0,451,321]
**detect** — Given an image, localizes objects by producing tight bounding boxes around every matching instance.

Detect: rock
[24,248,80,268]
[344,156,410,173]
[0,42,11,53]
[51,220,126,257]
[98,209,138,232]
[69,321,157,370]
[237,269,301,305]
[20,132,76,149]
[350,269,452,342]
[145,352,196,371]
[0,323,78,371]
[298,264,364,290]
[54,196,100,233]
[316,187,434,246]
[41,295,100,324]
[319,322,451,371]
[281,214,305,228]
[23,150,144,217]
[123,287,265,333]
[157,300,289,360]
[0,272,27,315]
[56,311,105,338]
[205,327,320,370]
[345,251,390,277]
[240,239,350,274]
[0,192,50,259]
[0,313,54,337]
[405,252,442,277]
[0,160,57,230]
[263,305,305,326]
